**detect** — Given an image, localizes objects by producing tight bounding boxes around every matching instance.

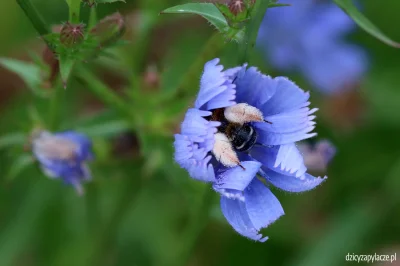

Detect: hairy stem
[67,0,82,24]
[238,0,270,64]
[48,82,64,131]
[76,66,133,119]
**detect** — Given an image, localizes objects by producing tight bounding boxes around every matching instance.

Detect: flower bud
[90,12,125,47]
[143,65,160,89]
[229,0,246,16]
[60,22,85,47]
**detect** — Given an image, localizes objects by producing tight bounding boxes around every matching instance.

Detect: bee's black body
[207,108,258,152]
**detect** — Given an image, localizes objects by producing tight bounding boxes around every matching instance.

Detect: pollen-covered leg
[224,103,264,125]
[212,133,243,169]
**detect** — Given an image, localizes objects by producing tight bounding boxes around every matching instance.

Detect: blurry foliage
[0,0,399,266]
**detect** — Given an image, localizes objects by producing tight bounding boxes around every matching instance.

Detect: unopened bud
[143,65,160,89]
[90,12,125,46]
[229,0,245,16]
[60,22,85,47]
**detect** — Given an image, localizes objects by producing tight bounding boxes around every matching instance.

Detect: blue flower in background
[256,0,368,94]
[32,130,93,194]
[174,58,327,242]
[298,139,336,172]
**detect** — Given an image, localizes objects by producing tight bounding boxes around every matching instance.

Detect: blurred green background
[0,0,400,266]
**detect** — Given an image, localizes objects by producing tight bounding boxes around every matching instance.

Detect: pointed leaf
[161,3,229,33]
[77,120,130,138]
[334,0,400,48]
[59,54,75,88]
[0,58,49,97]
[6,154,35,181]
[0,132,26,150]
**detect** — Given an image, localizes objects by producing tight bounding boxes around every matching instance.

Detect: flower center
[206,103,265,169]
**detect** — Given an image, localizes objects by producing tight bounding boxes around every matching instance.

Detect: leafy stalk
[239,0,270,64]
[16,0,49,36]
[48,82,65,131]
[67,0,82,24]
[75,66,133,118]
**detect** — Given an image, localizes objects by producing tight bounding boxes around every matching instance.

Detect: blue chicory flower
[174,58,327,242]
[32,130,93,194]
[256,0,368,94]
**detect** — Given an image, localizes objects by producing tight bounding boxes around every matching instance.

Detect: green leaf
[0,132,26,150]
[334,0,400,48]
[0,58,49,97]
[6,154,35,181]
[77,120,130,138]
[59,53,75,88]
[161,3,229,33]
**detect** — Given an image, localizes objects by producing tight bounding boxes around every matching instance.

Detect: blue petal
[254,122,316,146]
[220,178,284,242]
[174,134,194,167]
[181,109,219,141]
[260,168,327,192]
[184,156,216,182]
[214,161,261,191]
[256,0,367,95]
[55,131,93,161]
[251,144,307,178]
[301,4,356,50]
[214,187,245,201]
[260,77,310,116]
[175,106,222,183]
[302,44,368,94]
[252,100,317,145]
[174,134,215,182]
[195,58,237,110]
[234,66,276,110]
[262,107,317,133]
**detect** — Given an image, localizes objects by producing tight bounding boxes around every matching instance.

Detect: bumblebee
[207,103,271,169]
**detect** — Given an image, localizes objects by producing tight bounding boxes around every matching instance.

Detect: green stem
[90,164,144,266]
[87,7,98,32]
[16,0,49,36]
[176,187,215,266]
[239,0,270,64]
[127,14,158,101]
[68,0,81,24]
[85,182,100,232]
[48,82,65,131]
[75,66,133,118]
